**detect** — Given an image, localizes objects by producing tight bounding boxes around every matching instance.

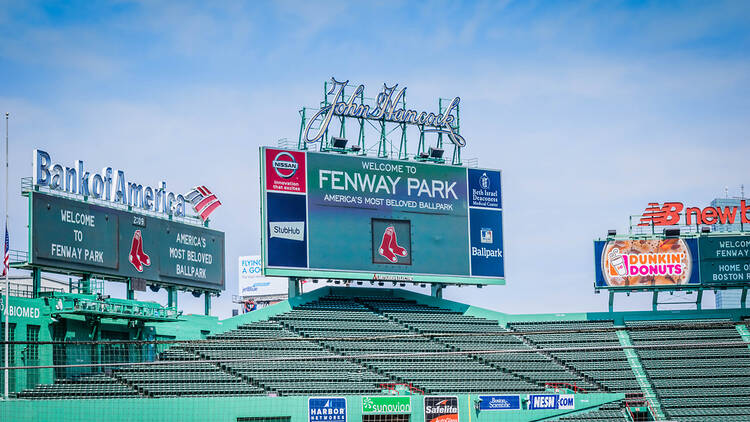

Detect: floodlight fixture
[331,137,348,149]
[701,226,711,234]
[429,147,444,159]
[664,228,681,238]
[350,145,361,153]
[607,229,617,237]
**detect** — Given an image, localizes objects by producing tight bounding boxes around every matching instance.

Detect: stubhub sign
[528,394,575,410]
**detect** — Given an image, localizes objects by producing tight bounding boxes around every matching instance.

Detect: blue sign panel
[309,397,347,422]
[469,208,504,277]
[468,168,501,209]
[528,394,575,410]
[478,395,520,411]
[266,192,307,268]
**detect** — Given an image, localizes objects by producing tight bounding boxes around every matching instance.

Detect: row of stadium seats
[11,288,750,422]
[506,320,635,394]
[273,295,547,394]
[625,319,750,421]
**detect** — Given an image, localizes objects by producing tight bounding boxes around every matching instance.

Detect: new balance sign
[639,201,750,226]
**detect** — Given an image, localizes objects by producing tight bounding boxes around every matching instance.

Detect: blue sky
[1,1,749,317]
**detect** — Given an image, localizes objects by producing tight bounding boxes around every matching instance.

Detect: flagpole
[4,112,9,400]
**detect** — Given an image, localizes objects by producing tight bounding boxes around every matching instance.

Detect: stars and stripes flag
[2,224,8,277]
[184,186,222,222]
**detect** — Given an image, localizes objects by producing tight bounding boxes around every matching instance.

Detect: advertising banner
[595,234,750,288]
[238,255,287,297]
[478,395,521,411]
[30,191,225,290]
[698,236,750,284]
[308,397,346,422]
[594,238,700,288]
[261,147,504,285]
[424,396,459,422]
[361,396,411,414]
[527,394,575,410]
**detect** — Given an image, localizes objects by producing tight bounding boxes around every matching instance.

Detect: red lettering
[685,207,702,225]
[702,208,718,225]
[715,206,738,224]
[742,200,750,224]
[660,202,683,225]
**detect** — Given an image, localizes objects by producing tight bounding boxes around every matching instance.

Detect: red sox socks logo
[128,230,151,272]
[378,226,408,263]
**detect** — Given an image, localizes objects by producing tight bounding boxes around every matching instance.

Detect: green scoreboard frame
[260,147,506,285]
[28,191,225,291]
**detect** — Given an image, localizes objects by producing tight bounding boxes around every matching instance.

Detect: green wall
[0,392,623,422]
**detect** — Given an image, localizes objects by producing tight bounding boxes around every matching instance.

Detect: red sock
[129,231,143,272]
[135,230,150,266]
[389,227,408,257]
[378,227,397,263]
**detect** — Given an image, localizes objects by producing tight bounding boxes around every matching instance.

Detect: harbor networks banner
[260,147,504,284]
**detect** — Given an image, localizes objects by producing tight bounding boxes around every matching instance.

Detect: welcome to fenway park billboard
[594,235,750,289]
[260,147,504,285]
[29,191,225,291]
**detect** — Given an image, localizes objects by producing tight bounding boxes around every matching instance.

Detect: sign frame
[260,147,505,286]
[26,190,225,291]
[594,233,750,291]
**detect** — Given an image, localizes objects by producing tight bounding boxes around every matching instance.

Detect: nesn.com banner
[261,147,504,285]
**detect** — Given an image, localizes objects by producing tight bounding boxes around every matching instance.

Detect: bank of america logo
[185,186,222,222]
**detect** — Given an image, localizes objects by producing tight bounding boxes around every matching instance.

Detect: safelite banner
[260,147,505,285]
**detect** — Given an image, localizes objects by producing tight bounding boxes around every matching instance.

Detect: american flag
[2,224,8,277]
[185,186,222,222]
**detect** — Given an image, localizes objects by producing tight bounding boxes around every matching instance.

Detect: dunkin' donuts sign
[595,238,700,288]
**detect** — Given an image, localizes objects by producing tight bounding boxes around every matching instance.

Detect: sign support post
[126,279,134,300]
[742,287,748,309]
[4,112,9,399]
[167,287,177,308]
[288,278,300,298]
[204,292,211,316]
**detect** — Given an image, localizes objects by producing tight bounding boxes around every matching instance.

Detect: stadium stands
[10,288,750,421]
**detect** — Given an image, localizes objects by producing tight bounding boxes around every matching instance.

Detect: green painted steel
[29,191,225,291]
[615,329,666,420]
[265,268,506,286]
[0,392,623,422]
[737,324,750,346]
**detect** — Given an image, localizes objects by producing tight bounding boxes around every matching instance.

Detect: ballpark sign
[260,147,505,285]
